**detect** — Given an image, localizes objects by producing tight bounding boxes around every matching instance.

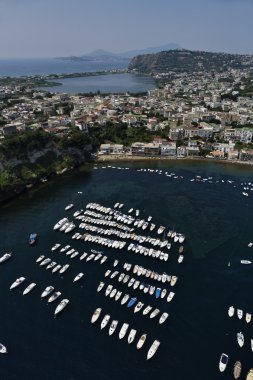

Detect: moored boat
[48,291,61,303]
[121,294,130,305]
[10,277,25,290]
[73,273,84,283]
[128,329,137,344]
[119,323,129,339]
[219,353,229,372]
[137,334,147,349]
[59,264,69,274]
[0,343,7,353]
[29,233,38,246]
[147,340,160,360]
[167,291,175,302]
[54,299,69,316]
[23,282,36,295]
[0,252,12,264]
[91,308,102,324]
[233,361,242,379]
[228,306,235,317]
[237,309,243,319]
[41,286,54,298]
[101,314,110,329]
[246,313,252,323]
[109,320,118,336]
[97,282,105,292]
[237,332,244,348]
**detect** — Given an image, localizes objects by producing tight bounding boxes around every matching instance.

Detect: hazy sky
[0,0,252,57]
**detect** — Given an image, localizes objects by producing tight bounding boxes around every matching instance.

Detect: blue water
[38,73,155,94]
[0,58,128,77]
[1,160,253,379]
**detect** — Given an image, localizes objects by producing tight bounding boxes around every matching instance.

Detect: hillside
[128,49,253,73]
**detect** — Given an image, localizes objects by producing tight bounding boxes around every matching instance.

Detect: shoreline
[97,154,253,166]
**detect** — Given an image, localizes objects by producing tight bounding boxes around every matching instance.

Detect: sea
[0,58,155,94]
[0,159,253,380]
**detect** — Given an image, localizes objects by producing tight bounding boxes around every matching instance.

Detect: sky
[0,0,252,58]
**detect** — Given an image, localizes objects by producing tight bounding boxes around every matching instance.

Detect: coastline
[97,154,253,166]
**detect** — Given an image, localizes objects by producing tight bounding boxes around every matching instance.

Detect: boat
[134,302,144,313]
[127,297,137,308]
[219,353,229,372]
[150,308,160,319]
[170,275,178,286]
[10,277,25,290]
[41,286,54,298]
[121,294,130,305]
[167,292,175,302]
[233,361,242,379]
[113,260,119,267]
[40,258,51,266]
[143,305,152,315]
[101,314,110,329]
[178,255,184,264]
[246,313,252,323]
[161,289,167,299]
[155,288,161,299]
[251,339,253,352]
[54,218,68,231]
[128,329,137,344]
[0,252,12,264]
[91,308,102,324]
[147,340,160,360]
[137,334,147,349]
[73,273,84,283]
[23,282,36,295]
[228,306,235,317]
[80,252,88,260]
[159,312,169,324]
[48,291,62,303]
[54,299,69,316]
[0,343,7,353]
[59,264,69,274]
[51,243,61,252]
[97,282,105,292]
[237,309,243,319]
[237,332,244,347]
[119,323,129,339]
[241,260,252,264]
[109,289,117,298]
[115,291,122,301]
[109,320,118,336]
[65,204,74,211]
[36,255,45,263]
[246,369,253,380]
[105,284,113,297]
[46,261,56,270]
[52,264,61,273]
[29,233,38,245]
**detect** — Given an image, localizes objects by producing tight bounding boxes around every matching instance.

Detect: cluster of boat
[228,306,252,323]
[104,270,176,302]
[9,277,69,315]
[219,354,253,379]
[123,262,178,284]
[36,255,70,274]
[53,218,76,233]
[91,308,160,360]
[51,244,108,265]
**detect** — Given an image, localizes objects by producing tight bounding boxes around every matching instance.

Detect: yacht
[118,273,125,282]
[246,369,253,380]
[65,204,74,211]
[105,284,113,297]
[159,312,169,324]
[137,334,147,349]
[128,329,137,344]
[237,332,244,347]
[237,309,243,319]
[115,291,122,301]
[121,294,130,305]
[128,278,135,288]
[91,308,102,324]
[36,255,45,263]
[113,260,119,267]
[0,252,12,264]
[59,264,69,274]
[46,261,57,270]
[143,305,152,316]
[251,339,253,352]
[48,291,62,303]
[241,260,252,264]
[127,297,137,308]
[60,245,71,253]
[110,271,119,279]
[100,256,107,264]
[41,286,54,298]
[228,306,235,317]
[51,243,61,252]
[147,340,160,360]
[0,343,7,353]
[70,251,79,259]
[52,264,61,273]
[170,276,178,286]
[97,282,105,292]
[54,218,68,230]
[155,288,161,299]
[161,289,167,299]
[150,308,160,319]
[23,282,36,295]
[167,292,175,302]
[101,314,110,330]
[219,353,229,372]
[233,361,242,380]
[54,299,69,316]
[119,323,129,339]
[134,302,144,313]
[109,289,117,298]
[178,255,184,264]
[109,320,118,336]
[80,252,88,261]
[10,277,25,290]
[73,273,84,283]
[40,258,51,266]
[29,233,38,246]
[246,313,252,323]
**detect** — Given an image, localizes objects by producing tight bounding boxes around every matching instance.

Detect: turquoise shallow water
[0,160,253,380]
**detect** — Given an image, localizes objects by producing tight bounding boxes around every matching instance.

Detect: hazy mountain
[118,43,182,58]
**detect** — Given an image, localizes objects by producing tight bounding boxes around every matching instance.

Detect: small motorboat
[233,361,242,379]
[137,334,147,349]
[29,233,38,246]
[246,313,252,323]
[91,308,102,324]
[228,306,235,317]
[73,273,84,283]
[147,340,160,360]
[237,332,244,348]
[23,282,36,295]
[237,309,243,319]
[128,329,137,344]
[0,343,7,353]
[219,353,229,372]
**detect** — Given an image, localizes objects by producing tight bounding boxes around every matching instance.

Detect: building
[239,149,253,161]
[99,144,124,155]
[131,142,160,156]
[160,142,177,156]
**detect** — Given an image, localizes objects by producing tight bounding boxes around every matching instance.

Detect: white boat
[86,254,95,262]
[246,368,253,380]
[119,323,129,339]
[137,334,147,349]
[60,245,70,252]
[150,308,160,319]
[241,260,252,264]
[105,284,113,297]
[48,291,61,303]
[40,258,51,266]
[251,339,253,352]
[113,260,119,267]
[91,308,102,324]
[23,282,36,295]
[115,291,122,301]
[70,251,79,259]
[147,340,160,360]
[46,261,56,270]
[97,282,105,292]
[101,314,110,329]
[161,289,167,299]
[100,256,107,264]
[134,302,144,313]
[10,277,25,290]
[36,255,45,263]
[52,264,61,273]
[170,276,178,286]
[219,353,229,372]
[118,273,125,282]
[110,271,118,279]
[53,217,68,230]
[80,252,88,260]
[51,243,61,252]
[65,204,74,211]
[0,252,12,264]
[167,292,175,302]
[54,299,69,316]
[41,286,54,298]
[159,312,169,324]
[178,255,184,264]
[121,294,130,305]
[109,320,118,336]
[228,306,235,317]
[237,332,244,347]
[73,273,84,283]
[59,264,69,274]
[237,309,243,319]
[128,329,137,344]
[109,289,117,298]
[0,343,7,353]
[143,305,152,315]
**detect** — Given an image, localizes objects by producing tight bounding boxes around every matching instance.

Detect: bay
[0,160,253,380]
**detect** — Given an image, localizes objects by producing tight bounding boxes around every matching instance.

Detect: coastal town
[0,59,253,164]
